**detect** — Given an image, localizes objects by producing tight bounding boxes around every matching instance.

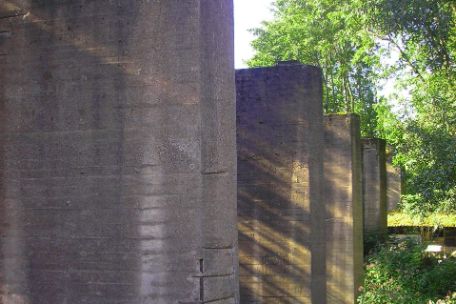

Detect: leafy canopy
[248,0,456,215]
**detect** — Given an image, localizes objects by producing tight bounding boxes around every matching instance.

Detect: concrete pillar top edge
[235,62,321,74]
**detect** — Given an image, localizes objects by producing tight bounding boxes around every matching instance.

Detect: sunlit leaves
[248,0,456,215]
[248,0,382,136]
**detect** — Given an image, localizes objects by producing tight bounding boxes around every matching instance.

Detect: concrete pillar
[0,1,238,304]
[323,114,363,304]
[236,62,326,304]
[386,148,402,211]
[362,139,387,237]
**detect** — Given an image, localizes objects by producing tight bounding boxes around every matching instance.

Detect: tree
[249,0,456,215]
[248,0,381,136]
[365,0,456,214]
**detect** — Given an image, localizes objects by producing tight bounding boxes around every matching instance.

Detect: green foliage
[358,240,456,304]
[248,0,381,136]
[360,0,456,214]
[429,293,456,304]
[364,232,388,256]
[388,211,456,228]
[249,0,456,215]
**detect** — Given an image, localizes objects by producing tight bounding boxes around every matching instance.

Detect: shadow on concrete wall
[236,65,326,304]
[238,131,312,303]
[386,148,401,211]
[0,1,236,303]
[323,115,364,304]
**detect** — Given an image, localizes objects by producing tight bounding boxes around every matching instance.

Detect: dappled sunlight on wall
[323,114,364,304]
[0,1,237,303]
[236,63,325,304]
[386,148,402,211]
[362,139,387,237]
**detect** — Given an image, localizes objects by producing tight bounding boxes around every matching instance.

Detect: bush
[364,232,388,256]
[358,239,456,304]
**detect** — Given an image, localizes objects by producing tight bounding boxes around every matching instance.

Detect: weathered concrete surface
[0,1,238,304]
[386,148,402,211]
[236,62,326,304]
[362,139,387,237]
[323,114,363,304]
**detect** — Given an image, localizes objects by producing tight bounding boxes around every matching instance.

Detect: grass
[388,211,456,228]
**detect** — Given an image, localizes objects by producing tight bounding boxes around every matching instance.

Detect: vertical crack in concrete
[199,258,205,302]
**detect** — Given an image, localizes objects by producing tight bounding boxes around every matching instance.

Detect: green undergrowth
[358,239,456,304]
[388,211,456,228]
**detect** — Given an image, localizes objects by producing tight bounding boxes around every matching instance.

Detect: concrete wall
[386,148,402,211]
[0,1,238,304]
[362,139,387,237]
[323,114,363,304]
[236,62,326,304]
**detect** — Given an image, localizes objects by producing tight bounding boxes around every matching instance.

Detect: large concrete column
[323,114,363,304]
[362,139,387,237]
[386,148,402,211]
[236,62,326,304]
[0,1,238,304]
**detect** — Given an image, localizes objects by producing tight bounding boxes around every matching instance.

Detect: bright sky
[234,0,275,68]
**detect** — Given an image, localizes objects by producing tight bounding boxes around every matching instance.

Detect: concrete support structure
[323,114,363,304]
[236,62,326,304]
[0,1,238,303]
[386,148,402,211]
[362,139,387,237]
